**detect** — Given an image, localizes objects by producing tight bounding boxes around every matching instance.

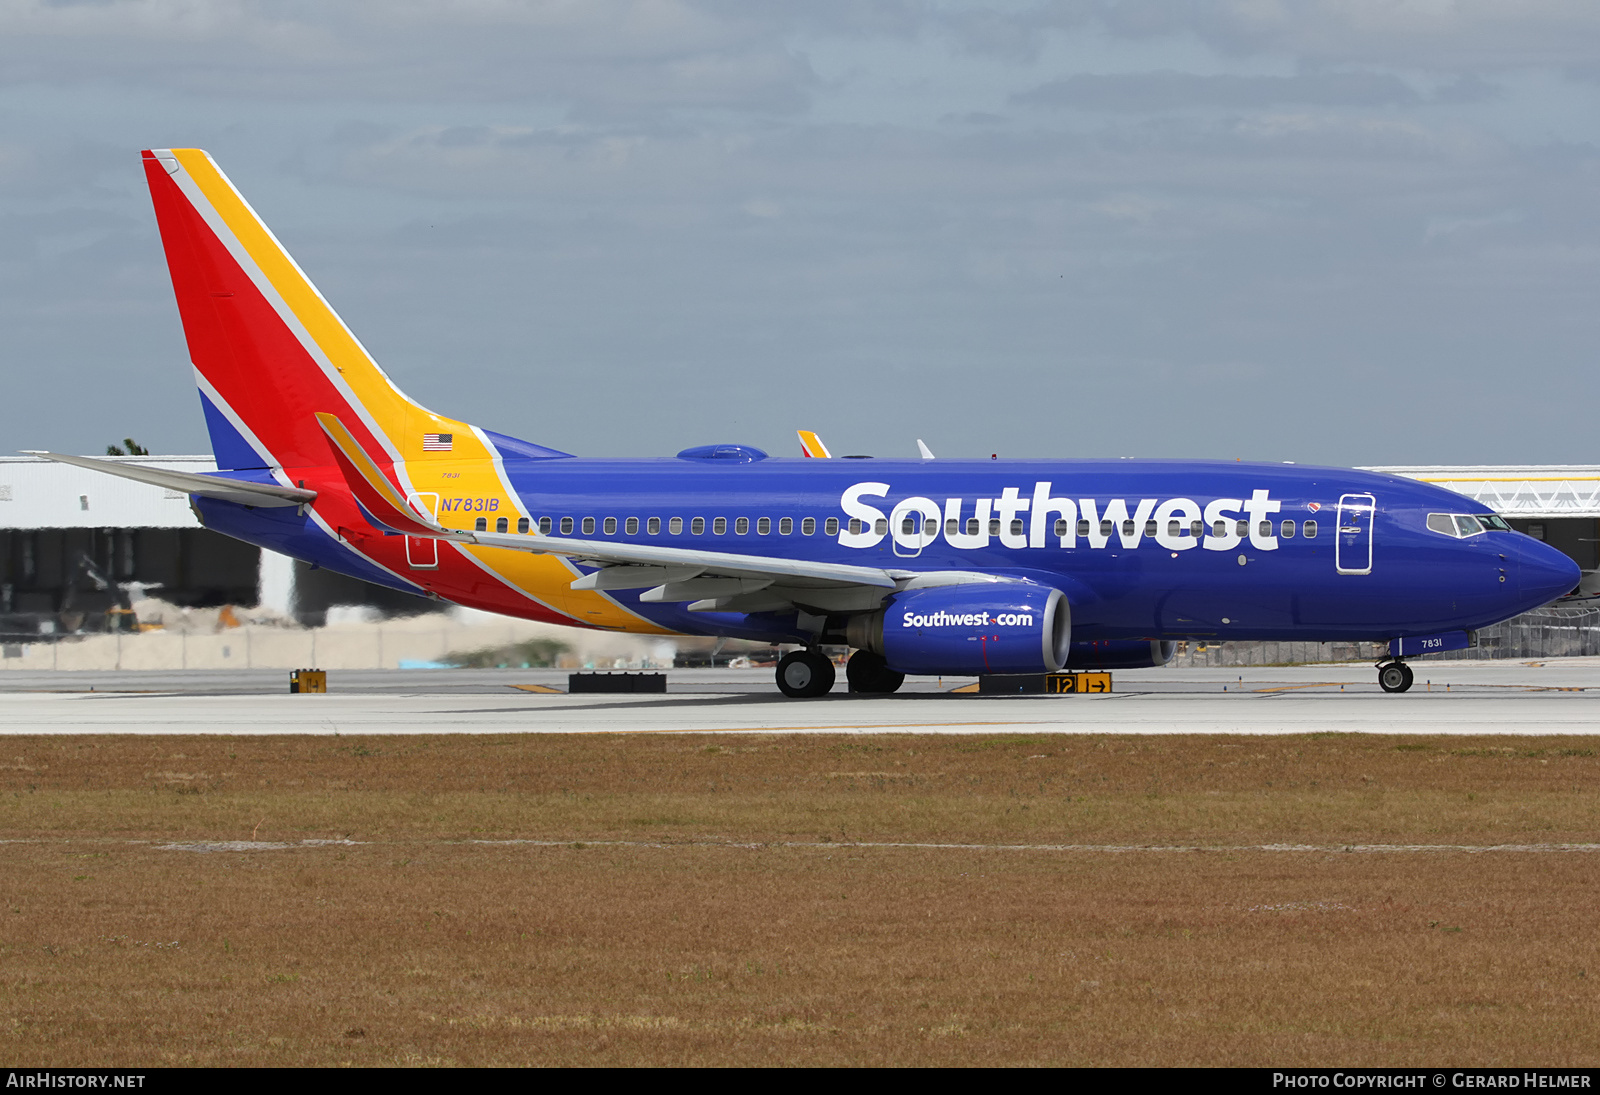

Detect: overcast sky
[4,1,1600,465]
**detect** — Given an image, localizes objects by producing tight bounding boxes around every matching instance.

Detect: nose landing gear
[1377,660,1414,693]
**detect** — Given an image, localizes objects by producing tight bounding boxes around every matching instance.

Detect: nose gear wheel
[1378,661,1414,693]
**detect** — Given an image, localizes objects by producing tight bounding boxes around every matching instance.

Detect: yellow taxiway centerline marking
[633,721,1054,734]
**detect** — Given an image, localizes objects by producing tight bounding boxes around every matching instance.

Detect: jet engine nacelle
[1065,639,1177,670]
[846,583,1071,676]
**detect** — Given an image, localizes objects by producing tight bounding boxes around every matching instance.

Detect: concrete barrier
[0,613,675,672]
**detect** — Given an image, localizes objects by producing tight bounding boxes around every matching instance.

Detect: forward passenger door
[1335,493,1375,575]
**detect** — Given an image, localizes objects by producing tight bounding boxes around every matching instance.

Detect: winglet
[797,429,832,459]
[315,412,463,539]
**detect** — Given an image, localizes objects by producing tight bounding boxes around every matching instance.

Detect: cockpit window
[1428,512,1500,538]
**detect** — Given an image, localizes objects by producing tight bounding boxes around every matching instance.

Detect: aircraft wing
[20,451,317,508]
[469,528,901,590]
[316,413,906,607]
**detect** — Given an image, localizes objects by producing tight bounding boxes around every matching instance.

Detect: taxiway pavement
[0,660,1596,735]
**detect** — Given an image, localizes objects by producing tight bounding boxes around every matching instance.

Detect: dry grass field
[3,732,1599,1066]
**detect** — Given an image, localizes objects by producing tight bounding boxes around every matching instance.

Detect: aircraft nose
[1516,537,1581,608]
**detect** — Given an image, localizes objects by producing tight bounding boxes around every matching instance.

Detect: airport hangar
[0,455,1593,640]
[0,454,433,638]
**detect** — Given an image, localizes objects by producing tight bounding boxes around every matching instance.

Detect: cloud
[1096,0,1600,71]
[0,0,814,112]
[1432,72,1504,102]
[1014,70,1422,112]
[2,2,1600,463]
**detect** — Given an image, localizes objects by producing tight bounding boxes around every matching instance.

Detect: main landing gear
[774,649,907,698]
[776,649,836,698]
[1377,660,1415,693]
[846,650,905,695]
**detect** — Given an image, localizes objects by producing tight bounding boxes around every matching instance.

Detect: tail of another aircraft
[142,148,489,474]
[797,430,831,459]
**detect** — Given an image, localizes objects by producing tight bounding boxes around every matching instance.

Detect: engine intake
[846,583,1070,676]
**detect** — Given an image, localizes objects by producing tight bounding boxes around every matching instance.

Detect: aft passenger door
[406,493,440,569]
[1335,493,1374,575]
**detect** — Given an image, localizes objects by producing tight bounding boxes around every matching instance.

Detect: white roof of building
[0,455,213,529]
[1369,466,1600,519]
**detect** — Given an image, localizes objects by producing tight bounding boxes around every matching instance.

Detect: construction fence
[1169,606,1600,668]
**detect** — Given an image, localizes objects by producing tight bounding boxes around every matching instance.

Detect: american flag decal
[422,433,453,452]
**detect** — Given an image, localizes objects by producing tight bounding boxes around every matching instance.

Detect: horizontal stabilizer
[20,451,315,508]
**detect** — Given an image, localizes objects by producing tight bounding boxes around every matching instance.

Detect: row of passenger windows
[472,515,839,536]
[468,513,1320,540]
[882,517,1319,539]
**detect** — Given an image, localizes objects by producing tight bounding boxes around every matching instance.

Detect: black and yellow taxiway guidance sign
[974,672,1113,694]
[289,669,327,694]
[1047,672,1112,693]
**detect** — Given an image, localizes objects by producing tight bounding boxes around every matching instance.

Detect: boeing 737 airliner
[31,150,1580,696]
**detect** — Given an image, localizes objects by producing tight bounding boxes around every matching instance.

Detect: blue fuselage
[199,453,1580,647]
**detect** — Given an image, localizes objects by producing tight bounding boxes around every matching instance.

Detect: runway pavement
[0,659,1597,734]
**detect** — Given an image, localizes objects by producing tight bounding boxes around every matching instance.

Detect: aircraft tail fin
[797,429,832,458]
[141,148,488,474]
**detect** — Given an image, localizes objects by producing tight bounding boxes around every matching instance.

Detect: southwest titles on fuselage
[839,480,1285,552]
